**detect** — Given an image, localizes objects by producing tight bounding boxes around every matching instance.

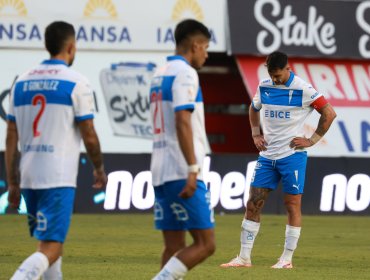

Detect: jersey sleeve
[6,84,16,122]
[251,86,262,111]
[302,84,327,110]
[171,69,198,112]
[71,81,95,122]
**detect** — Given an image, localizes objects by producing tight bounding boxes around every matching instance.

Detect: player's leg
[221,156,278,268]
[161,230,186,267]
[11,189,50,280]
[40,187,75,278]
[176,228,215,269]
[152,180,214,279]
[39,241,63,280]
[272,152,307,269]
[43,256,62,280]
[11,187,75,279]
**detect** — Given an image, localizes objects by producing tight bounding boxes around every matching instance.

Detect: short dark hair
[174,19,211,46]
[265,51,288,73]
[45,21,75,56]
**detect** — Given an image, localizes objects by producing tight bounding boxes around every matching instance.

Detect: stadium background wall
[0,152,369,215]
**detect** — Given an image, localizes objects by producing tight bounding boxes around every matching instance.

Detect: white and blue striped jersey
[252,72,326,160]
[7,59,94,189]
[150,55,207,187]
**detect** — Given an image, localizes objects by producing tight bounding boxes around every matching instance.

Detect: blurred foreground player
[150,19,215,279]
[6,21,107,279]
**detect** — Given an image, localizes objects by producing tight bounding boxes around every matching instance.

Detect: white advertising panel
[0,0,227,52]
[0,49,172,153]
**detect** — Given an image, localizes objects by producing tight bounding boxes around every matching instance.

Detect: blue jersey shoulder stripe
[195,87,203,102]
[7,114,16,122]
[150,76,175,102]
[260,86,303,107]
[14,80,76,107]
[251,102,260,112]
[75,114,94,122]
[174,104,195,112]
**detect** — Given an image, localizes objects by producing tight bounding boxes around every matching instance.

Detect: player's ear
[66,40,76,56]
[191,39,199,53]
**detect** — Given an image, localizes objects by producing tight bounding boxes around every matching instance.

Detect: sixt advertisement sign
[0,0,226,51]
[228,0,370,59]
[0,153,369,215]
[100,62,156,138]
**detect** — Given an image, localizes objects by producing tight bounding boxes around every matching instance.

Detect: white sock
[239,219,260,262]
[281,225,301,262]
[43,256,62,280]
[11,252,49,280]
[152,256,188,280]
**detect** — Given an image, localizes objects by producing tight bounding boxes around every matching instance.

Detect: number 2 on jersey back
[151,90,164,134]
[32,94,46,137]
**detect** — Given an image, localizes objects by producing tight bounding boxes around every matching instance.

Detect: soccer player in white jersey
[150,19,215,280]
[221,51,337,269]
[5,21,107,279]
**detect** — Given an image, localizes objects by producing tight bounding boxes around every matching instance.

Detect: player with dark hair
[221,51,336,269]
[150,19,215,280]
[6,21,107,279]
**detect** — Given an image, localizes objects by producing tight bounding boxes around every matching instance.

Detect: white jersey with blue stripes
[252,72,323,160]
[7,59,94,189]
[150,55,207,187]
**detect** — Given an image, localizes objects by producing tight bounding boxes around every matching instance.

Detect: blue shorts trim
[22,187,75,243]
[154,180,214,231]
[251,152,307,194]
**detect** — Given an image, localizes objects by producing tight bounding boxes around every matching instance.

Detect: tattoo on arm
[79,121,104,170]
[316,104,336,136]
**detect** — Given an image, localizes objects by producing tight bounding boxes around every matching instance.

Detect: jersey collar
[42,59,68,66]
[285,71,295,87]
[167,55,189,65]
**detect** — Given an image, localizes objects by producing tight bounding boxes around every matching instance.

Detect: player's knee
[202,239,216,257]
[164,243,185,255]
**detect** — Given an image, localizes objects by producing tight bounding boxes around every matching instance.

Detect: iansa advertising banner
[237,56,370,157]
[228,0,370,59]
[0,0,227,52]
[1,153,368,215]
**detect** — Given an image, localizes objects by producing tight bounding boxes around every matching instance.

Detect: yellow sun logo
[0,0,27,16]
[84,0,117,19]
[172,0,204,21]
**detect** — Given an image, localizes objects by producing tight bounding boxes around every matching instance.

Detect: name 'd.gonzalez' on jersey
[23,80,60,91]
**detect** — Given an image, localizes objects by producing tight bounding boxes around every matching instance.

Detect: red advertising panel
[237,56,370,157]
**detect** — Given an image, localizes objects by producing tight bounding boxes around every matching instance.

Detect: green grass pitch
[1,214,369,279]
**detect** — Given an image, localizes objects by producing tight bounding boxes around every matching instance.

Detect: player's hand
[93,167,107,189]
[290,137,313,149]
[253,135,267,151]
[8,185,21,209]
[179,173,197,199]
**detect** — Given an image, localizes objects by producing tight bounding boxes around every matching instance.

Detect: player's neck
[50,54,70,66]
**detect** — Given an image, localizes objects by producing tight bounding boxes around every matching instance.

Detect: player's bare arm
[175,109,197,199]
[78,119,107,188]
[246,187,271,222]
[290,103,337,149]
[5,120,21,209]
[249,105,267,151]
